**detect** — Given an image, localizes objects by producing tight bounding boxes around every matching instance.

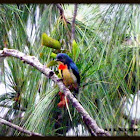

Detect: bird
[56,53,80,108]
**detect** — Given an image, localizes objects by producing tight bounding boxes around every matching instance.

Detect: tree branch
[56,4,70,24]
[0,117,42,136]
[55,4,72,52]
[0,48,110,136]
[56,4,64,17]
[71,4,78,45]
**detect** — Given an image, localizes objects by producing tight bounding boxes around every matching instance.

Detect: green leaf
[72,40,80,62]
[41,33,61,50]
[46,60,57,67]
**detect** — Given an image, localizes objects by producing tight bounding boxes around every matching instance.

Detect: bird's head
[56,53,73,65]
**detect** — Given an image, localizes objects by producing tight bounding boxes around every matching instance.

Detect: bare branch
[83,117,97,136]
[55,4,71,51]
[71,4,78,45]
[56,4,64,17]
[0,48,110,136]
[0,117,42,136]
[56,4,70,24]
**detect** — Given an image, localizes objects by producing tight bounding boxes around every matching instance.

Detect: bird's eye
[58,56,63,59]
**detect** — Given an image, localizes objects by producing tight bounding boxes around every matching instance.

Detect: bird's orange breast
[58,63,77,86]
[58,64,68,70]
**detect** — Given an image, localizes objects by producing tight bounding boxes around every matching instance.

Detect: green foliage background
[0,4,139,136]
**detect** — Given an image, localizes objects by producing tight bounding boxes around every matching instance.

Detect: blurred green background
[0,4,139,136]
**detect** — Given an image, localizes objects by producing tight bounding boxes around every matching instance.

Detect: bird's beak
[55,59,60,64]
[56,58,60,61]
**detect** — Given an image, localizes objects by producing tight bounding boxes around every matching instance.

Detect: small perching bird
[56,53,80,108]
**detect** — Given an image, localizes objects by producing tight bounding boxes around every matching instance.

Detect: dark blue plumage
[69,62,80,86]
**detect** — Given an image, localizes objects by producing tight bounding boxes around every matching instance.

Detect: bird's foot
[57,96,69,108]
[58,91,63,95]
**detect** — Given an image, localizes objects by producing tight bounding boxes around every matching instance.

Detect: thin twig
[56,4,70,24]
[55,4,71,51]
[56,4,64,18]
[0,117,42,136]
[71,4,78,46]
[0,48,111,136]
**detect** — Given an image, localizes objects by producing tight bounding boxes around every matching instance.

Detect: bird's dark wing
[69,62,80,86]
